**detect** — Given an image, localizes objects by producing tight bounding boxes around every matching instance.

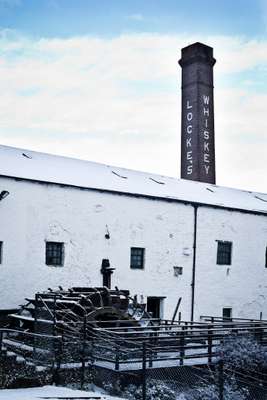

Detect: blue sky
[0,0,266,192]
[0,0,264,38]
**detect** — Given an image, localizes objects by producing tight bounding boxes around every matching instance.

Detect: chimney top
[179,42,216,67]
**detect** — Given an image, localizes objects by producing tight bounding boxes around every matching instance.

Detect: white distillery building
[0,144,266,321]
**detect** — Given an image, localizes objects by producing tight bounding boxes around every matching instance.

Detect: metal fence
[89,318,267,369]
[85,318,267,399]
[0,328,62,387]
[2,319,267,399]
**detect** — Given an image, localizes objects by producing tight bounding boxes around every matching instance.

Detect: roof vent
[22,153,32,159]
[111,171,127,179]
[255,195,267,203]
[149,177,165,185]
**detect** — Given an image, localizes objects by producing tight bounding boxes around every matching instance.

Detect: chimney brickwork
[179,42,216,184]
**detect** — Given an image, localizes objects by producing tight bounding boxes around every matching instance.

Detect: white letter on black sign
[203,108,209,117]
[203,95,210,105]
[187,125,192,134]
[204,165,210,174]
[204,142,209,152]
[187,112,193,121]
[186,100,192,109]
[187,151,192,160]
[187,165,193,175]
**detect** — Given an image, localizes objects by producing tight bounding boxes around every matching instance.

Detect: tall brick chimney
[179,42,216,184]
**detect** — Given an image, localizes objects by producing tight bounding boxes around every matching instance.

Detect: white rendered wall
[194,207,267,320]
[0,177,194,320]
[0,177,266,321]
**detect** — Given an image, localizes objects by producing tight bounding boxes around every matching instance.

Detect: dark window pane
[0,242,2,264]
[46,242,64,266]
[130,247,145,269]
[217,241,232,265]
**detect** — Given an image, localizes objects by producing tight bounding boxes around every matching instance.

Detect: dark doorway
[222,307,232,320]
[147,297,164,319]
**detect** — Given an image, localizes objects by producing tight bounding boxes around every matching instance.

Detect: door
[147,297,164,319]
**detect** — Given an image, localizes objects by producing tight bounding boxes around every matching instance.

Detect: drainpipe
[191,205,198,322]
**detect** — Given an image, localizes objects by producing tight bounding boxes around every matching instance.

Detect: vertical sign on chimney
[179,42,216,184]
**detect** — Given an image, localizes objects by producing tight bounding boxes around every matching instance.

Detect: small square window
[46,242,64,266]
[130,247,145,269]
[0,242,3,264]
[173,266,183,276]
[216,241,232,265]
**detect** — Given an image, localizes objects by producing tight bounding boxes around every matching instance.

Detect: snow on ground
[0,385,190,400]
[0,385,125,400]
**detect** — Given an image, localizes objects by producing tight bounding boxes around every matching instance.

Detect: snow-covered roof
[0,144,266,215]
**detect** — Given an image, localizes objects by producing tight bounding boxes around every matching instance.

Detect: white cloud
[0,31,266,193]
[126,13,145,22]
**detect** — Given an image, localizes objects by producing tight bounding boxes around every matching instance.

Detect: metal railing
[89,318,267,371]
[0,328,62,379]
[2,318,267,397]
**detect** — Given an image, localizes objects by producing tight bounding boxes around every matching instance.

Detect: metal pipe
[191,205,198,322]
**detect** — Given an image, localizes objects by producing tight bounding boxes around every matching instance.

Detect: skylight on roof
[22,153,32,159]
[111,171,128,179]
[255,195,267,203]
[149,177,165,185]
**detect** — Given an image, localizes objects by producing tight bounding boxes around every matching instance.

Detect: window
[216,241,232,265]
[222,307,232,320]
[173,266,183,276]
[0,241,2,264]
[46,242,64,266]
[130,247,145,269]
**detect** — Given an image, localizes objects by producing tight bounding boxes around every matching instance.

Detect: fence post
[142,342,147,400]
[218,358,224,400]
[115,343,120,371]
[33,294,38,364]
[90,337,94,364]
[0,331,2,354]
[88,337,95,388]
[178,312,181,323]
[53,294,57,333]
[180,326,185,366]
[148,344,153,368]
[54,336,62,385]
[208,323,213,364]
[80,315,87,389]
